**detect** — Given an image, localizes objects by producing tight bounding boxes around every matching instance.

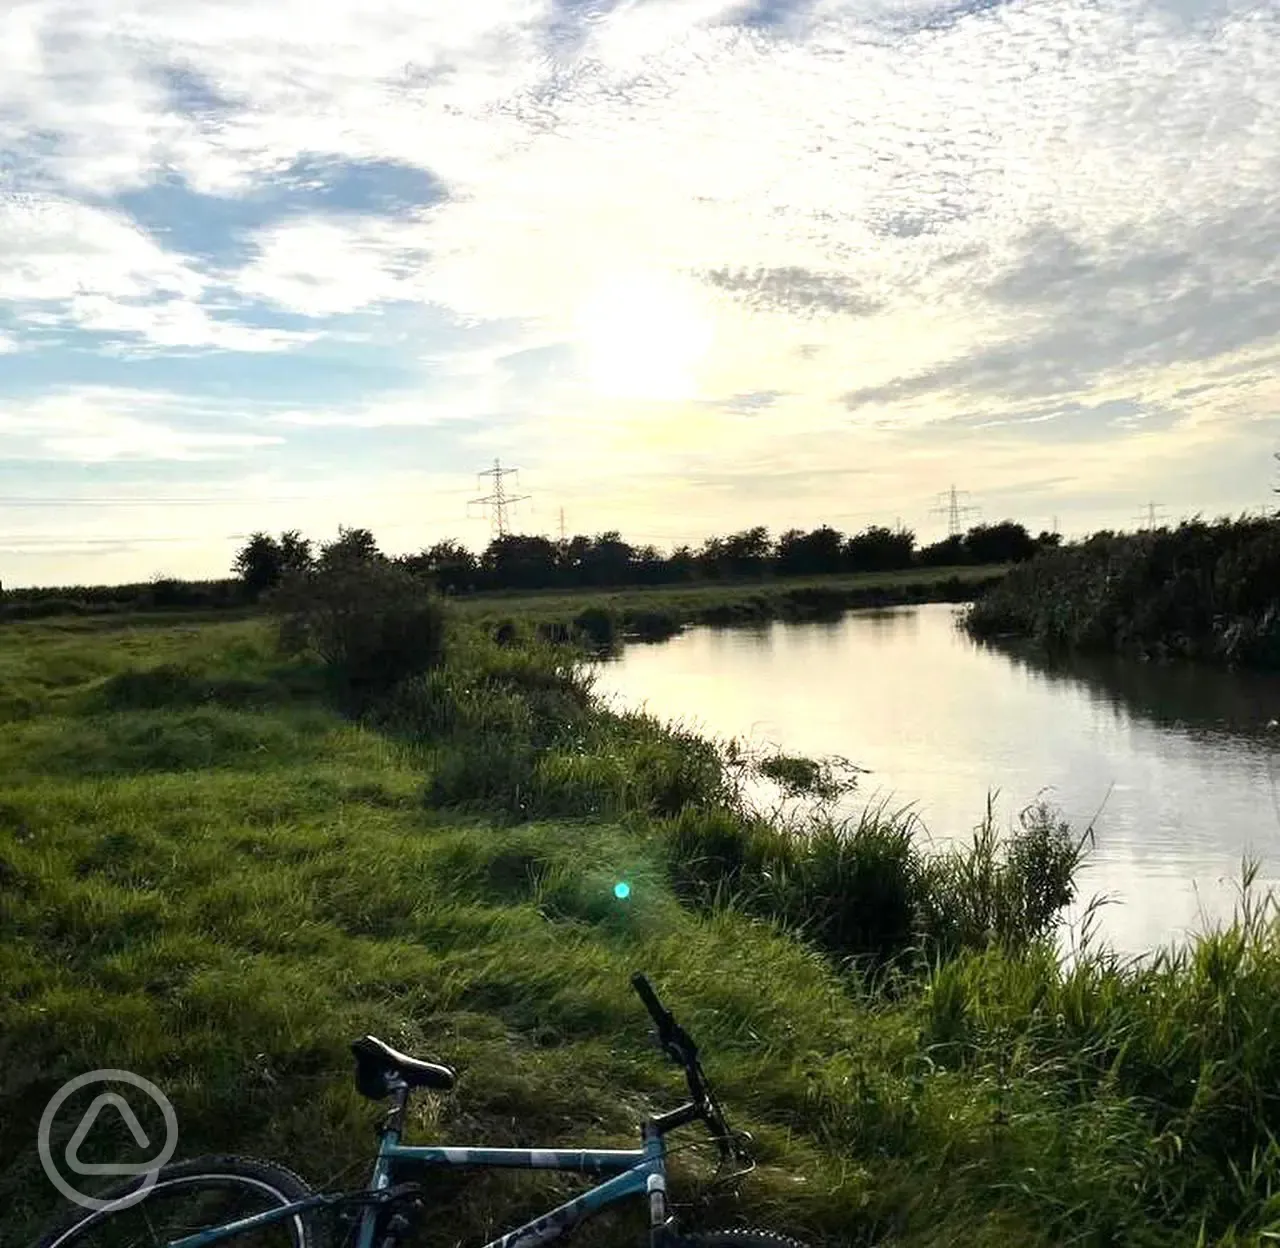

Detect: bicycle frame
[168,1111,673,1248]
[167,977,719,1248]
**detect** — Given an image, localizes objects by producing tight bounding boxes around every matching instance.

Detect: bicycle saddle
[351,1035,457,1100]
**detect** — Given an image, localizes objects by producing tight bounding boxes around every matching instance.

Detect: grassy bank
[965,517,1280,668]
[6,600,1280,1245]
[457,564,1006,643]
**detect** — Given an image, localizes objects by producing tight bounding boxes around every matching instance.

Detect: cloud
[0,196,316,351]
[843,206,1280,411]
[231,214,437,317]
[700,389,789,414]
[926,396,1185,441]
[703,267,882,317]
[0,388,284,462]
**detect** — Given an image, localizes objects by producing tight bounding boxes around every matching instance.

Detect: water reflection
[992,642,1280,748]
[594,603,1280,956]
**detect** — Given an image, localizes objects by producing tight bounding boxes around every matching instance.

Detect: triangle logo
[65,1092,155,1176]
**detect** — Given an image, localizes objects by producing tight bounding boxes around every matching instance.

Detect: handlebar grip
[630,972,672,1028]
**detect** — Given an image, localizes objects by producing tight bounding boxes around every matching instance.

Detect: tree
[559,535,593,582]
[320,526,381,568]
[272,557,448,706]
[403,540,477,594]
[233,533,284,599]
[776,526,845,576]
[579,532,635,586]
[666,545,697,582]
[279,530,314,575]
[844,526,915,572]
[917,534,968,567]
[965,521,1037,564]
[721,526,772,577]
[481,534,559,590]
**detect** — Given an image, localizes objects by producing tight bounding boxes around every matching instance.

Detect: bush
[965,517,1280,668]
[572,605,618,648]
[270,560,449,705]
[621,609,682,643]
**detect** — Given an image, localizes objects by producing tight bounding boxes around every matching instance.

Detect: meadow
[6,586,1280,1247]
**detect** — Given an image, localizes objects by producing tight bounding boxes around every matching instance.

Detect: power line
[468,459,529,539]
[930,485,979,537]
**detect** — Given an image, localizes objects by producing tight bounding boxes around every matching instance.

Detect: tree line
[233,520,1058,598]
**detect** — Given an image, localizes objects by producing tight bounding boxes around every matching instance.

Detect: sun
[575,273,713,401]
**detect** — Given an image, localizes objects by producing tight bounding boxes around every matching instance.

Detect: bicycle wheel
[680,1233,811,1248]
[33,1156,322,1248]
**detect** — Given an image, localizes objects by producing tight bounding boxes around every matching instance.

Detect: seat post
[379,1079,410,1144]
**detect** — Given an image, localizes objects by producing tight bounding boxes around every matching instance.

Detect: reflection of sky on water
[595,604,1280,957]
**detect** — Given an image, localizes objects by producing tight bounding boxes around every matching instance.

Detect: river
[592,602,1280,957]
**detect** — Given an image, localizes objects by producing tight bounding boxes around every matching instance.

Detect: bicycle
[35,974,811,1248]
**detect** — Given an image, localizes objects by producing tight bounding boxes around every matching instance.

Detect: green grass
[6,608,1280,1247]
[457,565,1006,640]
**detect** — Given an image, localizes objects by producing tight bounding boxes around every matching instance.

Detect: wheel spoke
[38,1167,314,1248]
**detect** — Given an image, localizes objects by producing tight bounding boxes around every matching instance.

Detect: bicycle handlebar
[630,972,670,1029]
[630,973,694,1062]
[630,973,737,1162]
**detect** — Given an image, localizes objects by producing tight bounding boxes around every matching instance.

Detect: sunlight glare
[576,274,713,401]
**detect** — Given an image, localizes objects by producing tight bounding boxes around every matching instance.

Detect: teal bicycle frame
[168,1093,679,1248]
[165,974,725,1248]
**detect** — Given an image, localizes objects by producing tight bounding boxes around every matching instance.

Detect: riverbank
[6,596,1280,1245]
[458,563,1006,642]
[965,517,1280,668]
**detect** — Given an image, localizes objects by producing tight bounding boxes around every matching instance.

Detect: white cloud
[0,197,203,303]
[67,293,318,352]
[233,214,434,317]
[0,387,284,461]
[0,196,313,349]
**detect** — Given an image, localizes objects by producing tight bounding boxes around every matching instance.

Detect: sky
[1,0,1278,587]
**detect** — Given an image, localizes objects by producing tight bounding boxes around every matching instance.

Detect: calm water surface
[593,603,1280,956]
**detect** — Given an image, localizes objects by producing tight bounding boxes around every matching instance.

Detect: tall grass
[966,517,1280,668]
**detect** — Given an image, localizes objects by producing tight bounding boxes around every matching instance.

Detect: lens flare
[614,881,631,900]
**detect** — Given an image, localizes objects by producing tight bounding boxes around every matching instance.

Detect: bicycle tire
[32,1155,323,1248]
[678,1233,812,1248]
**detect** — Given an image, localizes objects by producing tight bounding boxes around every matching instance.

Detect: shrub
[621,609,682,643]
[966,517,1280,668]
[270,560,448,705]
[572,605,618,648]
